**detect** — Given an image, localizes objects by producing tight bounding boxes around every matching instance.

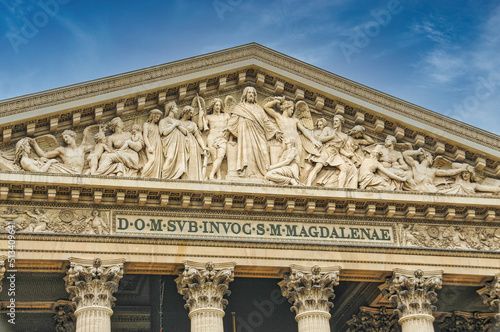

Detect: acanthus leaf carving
[279,264,340,316]
[175,261,236,313]
[64,257,125,311]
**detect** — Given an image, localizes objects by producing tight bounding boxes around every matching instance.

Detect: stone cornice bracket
[0,256,6,293]
[477,273,500,322]
[381,269,442,330]
[175,260,236,314]
[279,264,341,326]
[64,257,125,312]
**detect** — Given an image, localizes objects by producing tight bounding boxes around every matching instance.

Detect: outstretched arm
[262,99,280,119]
[402,150,419,168]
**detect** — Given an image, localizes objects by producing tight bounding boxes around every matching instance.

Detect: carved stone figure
[141,109,163,178]
[160,102,188,179]
[347,125,374,166]
[14,137,58,173]
[263,97,321,162]
[86,130,112,175]
[377,135,411,190]
[82,210,108,235]
[265,138,301,185]
[30,129,94,174]
[226,87,282,179]
[306,115,358,188]
[439,164,500,195]
[359,145,407,190]
[20,208,49,232]
[95,117,144,177]
[200,97,231,180]
[179,106,209,180]
[403,148,468,193]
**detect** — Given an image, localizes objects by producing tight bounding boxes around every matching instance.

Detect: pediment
[0,43,499,215]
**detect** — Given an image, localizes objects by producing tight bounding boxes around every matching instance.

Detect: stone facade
[0,44,499,331]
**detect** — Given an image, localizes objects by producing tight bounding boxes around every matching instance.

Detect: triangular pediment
[0,43,499,207]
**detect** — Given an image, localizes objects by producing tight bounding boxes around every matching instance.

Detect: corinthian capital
[176,261,236,312]
[64,257,125,311]
[478,273,500,321]
[279,264,341,315]
[381,269,443,319]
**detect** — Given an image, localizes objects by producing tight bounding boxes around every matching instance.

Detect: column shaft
[296,311,331,332]
[189,308,225,332]
[400,314,434,332]
[75,306,113,332]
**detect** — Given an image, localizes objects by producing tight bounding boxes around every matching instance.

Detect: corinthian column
[381,269,442,332]
[279,265,341,332]
[176,261,236,332]
[478,273,500,323]
[64,257,125,332]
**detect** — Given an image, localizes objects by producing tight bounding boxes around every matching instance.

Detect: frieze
[0,206,110,235]
[1,203,499,253]
[114,214,394,245]
[398,223,500,251]
[1,88,499,197]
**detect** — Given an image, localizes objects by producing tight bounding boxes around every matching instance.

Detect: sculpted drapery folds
[179,106,209,180]
[141,109,163,178]
[95,117,144,177]
[6,89,500,195]
[226,87,282,179]
[306,115,358,188]
[160,101,189,179]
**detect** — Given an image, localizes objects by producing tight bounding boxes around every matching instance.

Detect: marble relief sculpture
[4,89,500,196]
[226,87,282,179]
[160,101,188,179]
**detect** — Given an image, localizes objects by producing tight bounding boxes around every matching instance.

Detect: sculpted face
[214,101,222,113]
[384,136,396,148]
[317,120,326,130]
[333,117,341,128]
[63,134,75,145]
[461,171,471,181]
[245,89,256,103]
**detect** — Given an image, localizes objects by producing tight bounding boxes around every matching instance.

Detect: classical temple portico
[0,44,499,331]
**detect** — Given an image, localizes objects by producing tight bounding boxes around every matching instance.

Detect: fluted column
[0,256,6,293]
[279,265,341,332]
[64,257,125,332]
[478,273,500,323]
[381,269,442,332]
[176,261,236,332]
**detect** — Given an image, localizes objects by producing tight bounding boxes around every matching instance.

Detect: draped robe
[227,102,279,178]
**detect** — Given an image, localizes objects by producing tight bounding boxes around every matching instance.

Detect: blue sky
[1,0,499,134]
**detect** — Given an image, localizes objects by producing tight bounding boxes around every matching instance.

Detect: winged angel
[8,126,100,174]
[262,97,322,163]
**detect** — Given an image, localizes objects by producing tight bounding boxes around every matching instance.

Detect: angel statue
[196,95,236,180]
[262,97,322,167]
[29,128,96,174]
